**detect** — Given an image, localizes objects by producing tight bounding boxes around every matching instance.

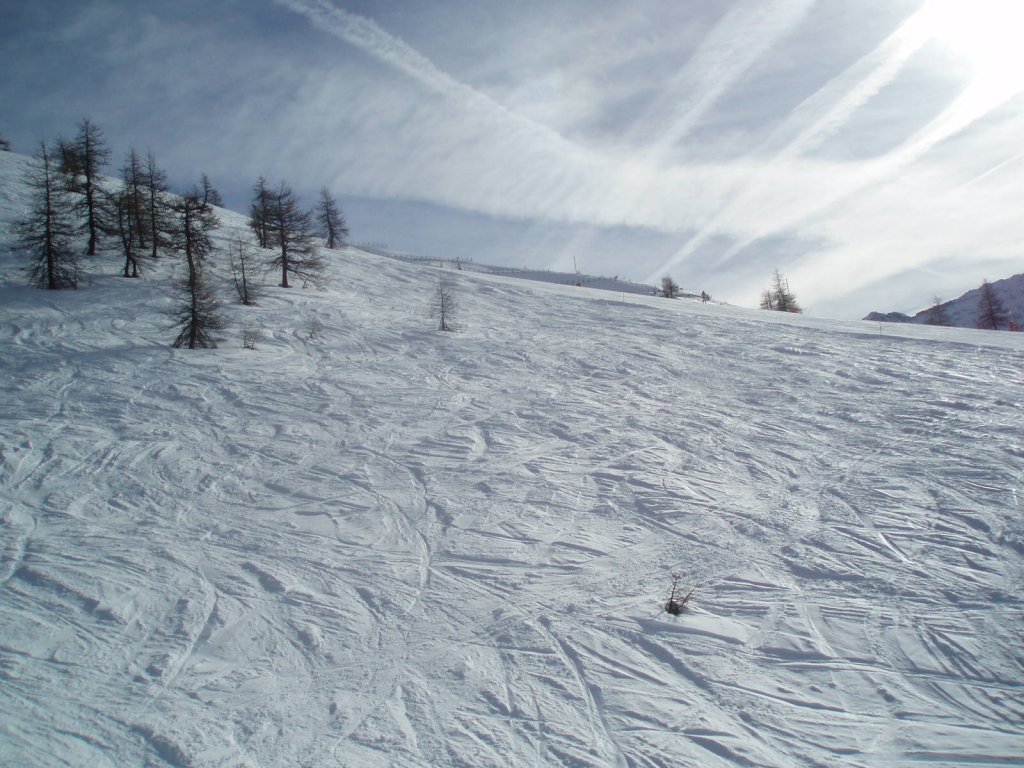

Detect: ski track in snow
[1,150,1023,766]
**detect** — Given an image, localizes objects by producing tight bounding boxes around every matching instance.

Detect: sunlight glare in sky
[922,0,1024,102]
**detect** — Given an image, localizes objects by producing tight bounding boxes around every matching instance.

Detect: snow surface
[356,245,659,298]
[1,148,1023,767]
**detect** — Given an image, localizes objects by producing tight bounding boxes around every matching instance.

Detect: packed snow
[1,148,1023,767]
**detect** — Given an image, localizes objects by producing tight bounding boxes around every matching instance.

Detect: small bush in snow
[306,316,324,341]
[665,571,693,615]
[241,323,263,350]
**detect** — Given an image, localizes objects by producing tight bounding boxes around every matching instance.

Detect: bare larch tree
[228,234,261,305]
[315,187,349,250]
[976,280,1008,330]
[17,141,79,289]
[249,176,272,249]
[70,118,111,255]
[431,277,459,332]
[265,181,323,288]
[144,150,174,260]
[660,275,680,298]
[760,269,801,313]
[169,188,225,349]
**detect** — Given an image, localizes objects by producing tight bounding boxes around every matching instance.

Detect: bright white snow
[1,149,1023,767]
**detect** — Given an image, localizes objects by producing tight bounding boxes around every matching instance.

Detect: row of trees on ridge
[14,118,349,348]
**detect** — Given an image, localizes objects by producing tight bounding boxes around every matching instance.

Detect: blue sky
[2,0,1022,318]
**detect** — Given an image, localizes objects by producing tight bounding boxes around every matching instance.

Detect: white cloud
[5,0,1021,317]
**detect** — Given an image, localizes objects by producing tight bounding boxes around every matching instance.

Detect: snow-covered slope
[2,148,1023,767]
[358,245,659,296]
[866,273,1024,330]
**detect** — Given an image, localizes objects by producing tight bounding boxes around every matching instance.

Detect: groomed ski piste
[1,149,1022,767]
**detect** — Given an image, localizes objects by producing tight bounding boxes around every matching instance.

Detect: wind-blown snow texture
[1,149,1023,767]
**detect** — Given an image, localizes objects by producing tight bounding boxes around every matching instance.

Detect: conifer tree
[17,141,79,289]
[249,176,272,249]
[926,296,950,326]
[265,181,323,288]
[143,150,173,260]
[169,187,224,348]
[0,133,11,151]
[660,275,680,298]
[200,173,223,207]
[228,234,261,305]
[55,136,83,193]
[120,149,148,251]
[976,280,1008,330]
[431,277,459,332]
[71,118,112,255]
[114,186,140,278]
[315,187,348,250]
[760,269,801,313]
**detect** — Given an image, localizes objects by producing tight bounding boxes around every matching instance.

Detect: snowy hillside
[357,245,659,297]
[1,147,1023,767]
[866,273,1024,331]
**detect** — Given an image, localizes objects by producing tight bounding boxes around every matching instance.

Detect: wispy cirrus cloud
[645,0,1024,312]
[271,0,589,158]
[627,0,816,158]
[4,0,1021,317]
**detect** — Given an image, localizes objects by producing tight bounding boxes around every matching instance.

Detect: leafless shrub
[665,571,693,615]
[306,315,324,341]
[241,322,263,350]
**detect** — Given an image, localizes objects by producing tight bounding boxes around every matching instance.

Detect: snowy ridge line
[354,243,658,297]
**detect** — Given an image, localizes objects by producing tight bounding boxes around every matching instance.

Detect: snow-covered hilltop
[357,244,659,297]
[1,147,1023,767]
[866,272,1024,330]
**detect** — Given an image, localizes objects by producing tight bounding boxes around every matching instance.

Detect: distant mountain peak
[864,273,1024,330]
